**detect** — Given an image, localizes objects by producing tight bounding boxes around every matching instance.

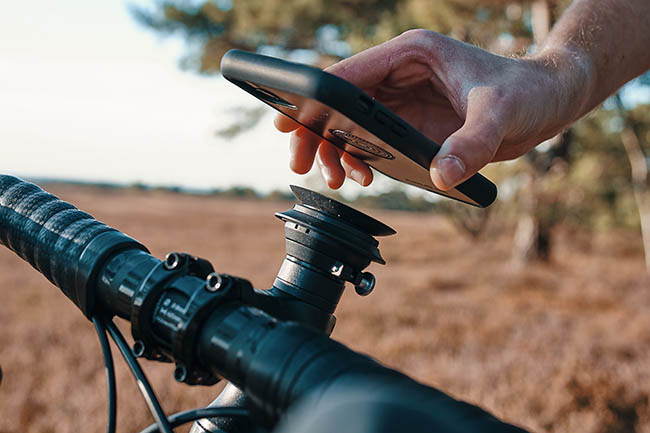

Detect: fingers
[274,114,300,132]
[311,141,373,189]
[316,141,346,189]
[341,152,373,186]
[325,45,392,89]
[281,117,373,188]
[430,89,506,190]
[324,30,423,88]
[289,127,319,174]
[283,120,373,188]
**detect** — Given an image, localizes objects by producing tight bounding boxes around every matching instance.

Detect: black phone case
[221,49,497,207]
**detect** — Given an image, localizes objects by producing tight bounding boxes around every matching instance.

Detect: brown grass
[0,184,649,433]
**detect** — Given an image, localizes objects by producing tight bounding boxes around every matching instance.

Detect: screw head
[354,272,375,296]
[164,252,181,270]
[132,340,146,358]
[205,272,227,292]
[174,364,188,383]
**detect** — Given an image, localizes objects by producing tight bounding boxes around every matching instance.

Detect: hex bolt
[354,272,376,296]
[205,272,227,292]
[174,364,188,383]
[132,340,147,358]
[163,252,182,270]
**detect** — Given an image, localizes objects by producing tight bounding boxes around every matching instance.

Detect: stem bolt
[206,272,228,292]
[164,252,182,270]
[174,364,188,383]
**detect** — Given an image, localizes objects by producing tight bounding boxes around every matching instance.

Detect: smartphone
[220,49,497,207]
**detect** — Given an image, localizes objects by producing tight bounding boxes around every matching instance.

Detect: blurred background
[1,1,649,432]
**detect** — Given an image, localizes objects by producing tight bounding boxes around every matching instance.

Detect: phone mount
[191,186,395,433]
[272,185,394,312]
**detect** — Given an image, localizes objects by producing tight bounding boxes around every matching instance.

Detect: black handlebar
[0,175,527,433]
[196,304,528,432]
[0,175,146,317]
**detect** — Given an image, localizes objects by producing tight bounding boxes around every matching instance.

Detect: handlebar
[0,175,528,433]
[0,175,146,317]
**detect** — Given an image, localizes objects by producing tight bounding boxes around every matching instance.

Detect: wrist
[527,43,596,127]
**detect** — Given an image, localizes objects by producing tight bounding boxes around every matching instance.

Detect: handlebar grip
[0,175,147,317]
[275,367,527,433]
[198,305,529,433]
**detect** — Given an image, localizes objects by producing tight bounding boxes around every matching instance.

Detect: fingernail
[437,156,465,188]
[350,170,365,185]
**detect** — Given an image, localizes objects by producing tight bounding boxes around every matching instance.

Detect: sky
[0,0,384,196]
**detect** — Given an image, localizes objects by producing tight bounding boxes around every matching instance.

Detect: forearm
[536,0,650,120]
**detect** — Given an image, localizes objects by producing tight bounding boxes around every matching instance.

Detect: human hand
[275,29,590,190]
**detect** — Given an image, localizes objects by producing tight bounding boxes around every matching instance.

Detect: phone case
[221,49,497,207]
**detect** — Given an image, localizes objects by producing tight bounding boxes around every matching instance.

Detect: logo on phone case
[328,129,394,160]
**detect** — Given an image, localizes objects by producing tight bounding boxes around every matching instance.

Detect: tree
[614,78,650,271]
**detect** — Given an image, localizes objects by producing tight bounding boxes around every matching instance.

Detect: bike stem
[190,186,395,433]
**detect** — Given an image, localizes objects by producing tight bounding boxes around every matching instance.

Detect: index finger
[323,33,409,89]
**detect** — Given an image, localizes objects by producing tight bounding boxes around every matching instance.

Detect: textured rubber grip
[197,306,530,432]
[276,369,529,433]
[0,175,147,317]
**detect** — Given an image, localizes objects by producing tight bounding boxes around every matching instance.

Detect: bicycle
[0,174,528,433]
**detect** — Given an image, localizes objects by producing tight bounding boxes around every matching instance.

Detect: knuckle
[396,29,436,48]
[399,29,430,40]
[476,124,502,159]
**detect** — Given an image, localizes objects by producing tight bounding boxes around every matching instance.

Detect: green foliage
[565,103,650,229]
[492,102,650,232]
[131,0,540,72]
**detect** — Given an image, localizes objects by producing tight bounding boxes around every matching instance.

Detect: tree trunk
[512,171,540,265]
[511,162,554,267]
[531,0,551,44]
[618,107,650,273]
[511,0,556,265]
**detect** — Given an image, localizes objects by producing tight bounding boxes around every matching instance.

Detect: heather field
[1,184,649,433]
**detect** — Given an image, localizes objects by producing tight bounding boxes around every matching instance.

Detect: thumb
[430,92,505,190]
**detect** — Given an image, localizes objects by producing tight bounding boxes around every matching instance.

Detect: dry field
[1,184,649,433]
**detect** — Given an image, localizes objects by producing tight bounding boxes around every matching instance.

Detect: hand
[275,29,589,190]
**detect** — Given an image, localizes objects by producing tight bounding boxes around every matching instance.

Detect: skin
[275,0,650,191]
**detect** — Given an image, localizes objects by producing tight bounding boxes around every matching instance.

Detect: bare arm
[538,0,650,123]
[276,0,650,191]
